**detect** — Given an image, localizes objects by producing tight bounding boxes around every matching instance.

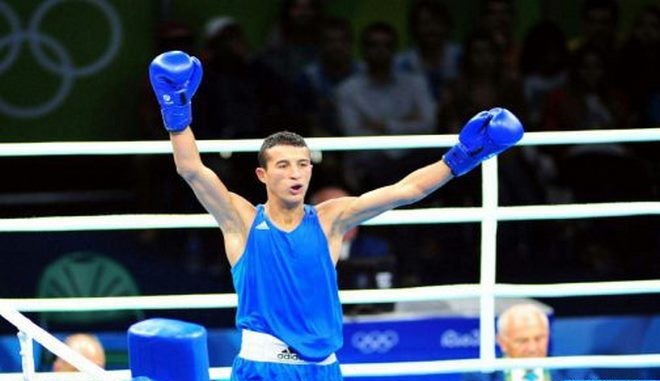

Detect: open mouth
[291,184,303,193]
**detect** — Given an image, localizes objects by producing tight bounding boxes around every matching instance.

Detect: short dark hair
[258,131,308,168]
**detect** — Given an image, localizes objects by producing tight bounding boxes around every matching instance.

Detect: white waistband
[238,329,337,365]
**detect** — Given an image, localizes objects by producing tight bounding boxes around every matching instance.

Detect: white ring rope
[1,355,660,381]
[1,128,658,379]
[341,354,660,376]
[2,280,659,313]
[0,128,659,156]
[0,202,659,232]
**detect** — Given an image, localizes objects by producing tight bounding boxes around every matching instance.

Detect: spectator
[519,20,570,130]
[196,16,293,140]
[437,29,532,206]
[336,21,437,194]
[498,303,598,380]
[53,333,106,372]
[478,0,520,80]
[538,33,655,281]
[542,44,633,134]
[465,303,598,381]
[437,29,537,265]
[438,29,526,135]
[294,16,360,184]
[295,16,360,138]
[336,22,444,286]
[516,20,570,206]
[614,4,660,129]
[614,5,660,195]
[257,0,325,86]
[395,0,462,100]
[569,0,621,55]
[539,42,641,272]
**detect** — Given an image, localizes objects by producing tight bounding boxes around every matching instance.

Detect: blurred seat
[36,251,144,330]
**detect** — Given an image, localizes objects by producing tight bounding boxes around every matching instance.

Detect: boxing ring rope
[0,306,114,381]
[1,128,659,380]
[0,128,659,156]
[2,279,660,312]
[1,201,659,232]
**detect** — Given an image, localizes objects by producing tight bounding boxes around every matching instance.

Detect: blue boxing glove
[149,50,203,132]
[442,107,524,176]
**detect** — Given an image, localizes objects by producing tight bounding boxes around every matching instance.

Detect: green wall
[0,0,155,142]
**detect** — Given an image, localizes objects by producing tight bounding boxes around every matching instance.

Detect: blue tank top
[231,204,343,361]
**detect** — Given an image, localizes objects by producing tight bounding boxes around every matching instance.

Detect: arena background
[0,0,658,378]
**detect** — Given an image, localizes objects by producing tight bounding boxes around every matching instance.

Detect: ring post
[128,318,210,381]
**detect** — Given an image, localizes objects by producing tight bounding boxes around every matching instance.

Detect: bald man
[53,333,106,372]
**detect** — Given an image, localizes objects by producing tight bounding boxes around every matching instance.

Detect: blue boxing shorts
[230,330,343,381]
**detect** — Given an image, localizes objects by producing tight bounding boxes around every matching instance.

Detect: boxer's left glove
[442,107,524,177]
[149,50,203,132]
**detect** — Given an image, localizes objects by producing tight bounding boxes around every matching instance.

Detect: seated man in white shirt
[336,21,437,194]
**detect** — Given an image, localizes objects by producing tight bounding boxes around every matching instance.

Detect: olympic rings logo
[351,330,399,354]
[0,0,122,118]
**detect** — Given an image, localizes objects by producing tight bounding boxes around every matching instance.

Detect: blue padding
[128,318,210,381]
[0,335,41,372]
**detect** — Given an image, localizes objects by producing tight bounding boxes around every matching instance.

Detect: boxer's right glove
[442,107,524,177]
[149,50,203,132]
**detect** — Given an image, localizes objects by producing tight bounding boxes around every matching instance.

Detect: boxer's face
[257,144,313,205]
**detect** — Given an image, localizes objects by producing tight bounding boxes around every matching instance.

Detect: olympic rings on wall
[351,330,400,354]
[0,0,122,118]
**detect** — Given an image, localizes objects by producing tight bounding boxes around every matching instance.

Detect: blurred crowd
[136,0,660,298]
